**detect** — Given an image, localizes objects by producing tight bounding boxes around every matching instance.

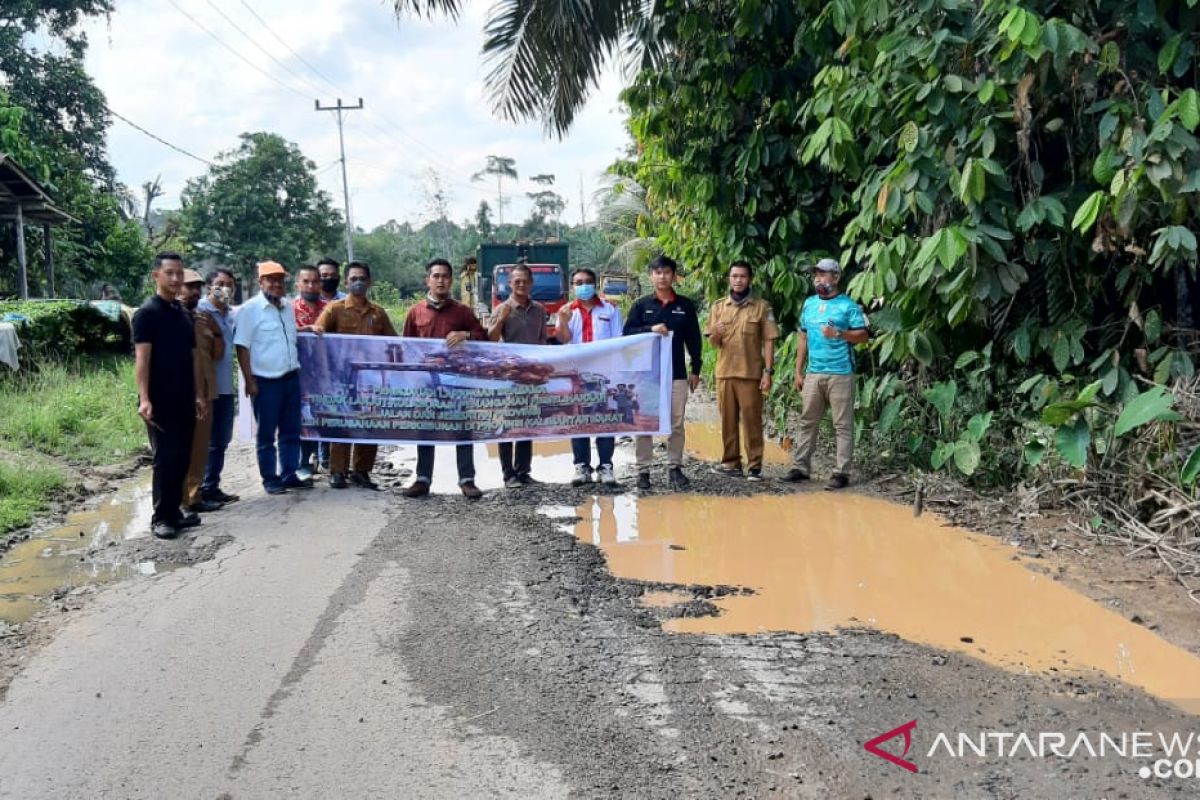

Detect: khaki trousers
[717,378,765,470]
[636,379,689,470]
[183,399,212,507]
[792,373,855,476]
[329,443,378,475]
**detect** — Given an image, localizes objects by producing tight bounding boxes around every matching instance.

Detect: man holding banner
[488,261,548,488]
[400,258,489,499]
[624,255,703,491]
[556,266,623,486]
[313,261,397,490]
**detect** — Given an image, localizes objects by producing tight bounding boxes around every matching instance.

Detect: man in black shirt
[133,252,205,539]
[623,255,703,491]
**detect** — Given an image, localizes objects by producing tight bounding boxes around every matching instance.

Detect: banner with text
[297,332,672,445]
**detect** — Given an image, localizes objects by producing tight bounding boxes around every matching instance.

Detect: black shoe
[177,512,201,529]
[747,468,763,482]
[403,481,430,498]
[517,473,540,485]
[329,472,348,489]
[710,464,743,478]
[350,471,379,490]
[781,468,810,483]
[636,472,651,490]
[282,474,314,490]
[265,483,289,495]
[187,499,223,513]
[668,467,691,490]
[152,522,180,540]
[825,473,850,491]
[203,489,239,504]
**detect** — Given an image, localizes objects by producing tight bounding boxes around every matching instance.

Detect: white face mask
[211,286,232,304]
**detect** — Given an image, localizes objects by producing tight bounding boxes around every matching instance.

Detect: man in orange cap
[180,269,225,513]
[233,260,309,494]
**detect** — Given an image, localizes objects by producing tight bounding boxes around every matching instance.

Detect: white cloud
[83,0,630,231]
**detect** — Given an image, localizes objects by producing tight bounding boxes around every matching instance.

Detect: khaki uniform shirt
[316,298,398,337]
[192,309,224,401]
[707,296,779,380]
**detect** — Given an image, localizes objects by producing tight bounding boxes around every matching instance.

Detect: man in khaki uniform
[313,261,397,489]
[182,269,225,512]
[706,261,779,481]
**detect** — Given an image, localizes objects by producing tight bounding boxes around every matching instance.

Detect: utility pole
[315,97,364,260]
[578,172,586,226]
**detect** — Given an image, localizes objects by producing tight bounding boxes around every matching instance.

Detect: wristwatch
[764,367,774,375]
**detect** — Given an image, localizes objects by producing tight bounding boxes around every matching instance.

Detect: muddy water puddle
[683,422,792,466]
[387,439,637,494]
[554,492,1200,714]
[0,475,160,625]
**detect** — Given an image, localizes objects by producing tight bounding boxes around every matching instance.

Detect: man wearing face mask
[198,268,240,505]
[293,264,329,478]
[317,257,346,303]
[556,266,623,486]
[783,257,870,490]
[234,260,308,495]
[313,261,397,489]
[181,270,225,514]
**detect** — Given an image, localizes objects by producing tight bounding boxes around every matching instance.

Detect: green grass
[0,356,145,465]
[0,460,66,535]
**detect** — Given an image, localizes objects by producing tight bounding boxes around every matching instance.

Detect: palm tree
[472,155,518,225]
[594,174,658,270]
[392,0,667,136]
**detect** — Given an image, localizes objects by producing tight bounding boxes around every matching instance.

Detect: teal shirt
[799,294,868,375]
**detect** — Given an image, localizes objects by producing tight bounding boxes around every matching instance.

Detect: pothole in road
[0,474,165,625]
[547,491,1200,715]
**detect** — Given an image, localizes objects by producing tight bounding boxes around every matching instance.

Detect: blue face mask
[574,284,596,301]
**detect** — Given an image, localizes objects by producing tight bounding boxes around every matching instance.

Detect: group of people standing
[132,250,867,539]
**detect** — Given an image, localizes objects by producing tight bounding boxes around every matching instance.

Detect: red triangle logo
[864,720,918,773]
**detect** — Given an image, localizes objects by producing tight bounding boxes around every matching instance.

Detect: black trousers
[146,405,194,526]
[415,444,475,483]
[497,440,532,479]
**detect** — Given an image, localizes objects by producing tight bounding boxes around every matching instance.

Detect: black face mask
[320,277,339,294]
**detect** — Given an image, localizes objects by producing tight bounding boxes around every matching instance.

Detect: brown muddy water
[549,492,1200,715]
[0,475,159,625]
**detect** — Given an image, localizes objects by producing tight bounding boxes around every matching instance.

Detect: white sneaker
[597,465,618,486]
[571,464,593,486]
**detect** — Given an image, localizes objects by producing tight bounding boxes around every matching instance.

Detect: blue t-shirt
[800,294,868,375]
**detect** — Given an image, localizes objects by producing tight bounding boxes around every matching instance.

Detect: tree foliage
[179,132,342,281]
[0,0,154,301]
[625,0,1200,480]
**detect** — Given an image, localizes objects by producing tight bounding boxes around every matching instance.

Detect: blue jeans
[572,436,615,469]
[251,371,302,490]
[300,439,329,469]
[201,394,236,496]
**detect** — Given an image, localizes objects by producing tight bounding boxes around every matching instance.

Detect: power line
[237,0,342,92]
[166,0,311,101]
[232,0,491,194]
[106,106,214,166]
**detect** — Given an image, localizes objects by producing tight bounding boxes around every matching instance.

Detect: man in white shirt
[555,267,624,486]
[233,261,309,495]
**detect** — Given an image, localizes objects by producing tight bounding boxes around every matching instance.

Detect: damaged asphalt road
[0,445,1197,798]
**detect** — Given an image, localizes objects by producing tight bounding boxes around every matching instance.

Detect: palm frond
[392,0,464,20]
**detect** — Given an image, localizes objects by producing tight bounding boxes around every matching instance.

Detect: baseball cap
[256,260,288,278]
[810,257,841,273]
[182,269,204,284]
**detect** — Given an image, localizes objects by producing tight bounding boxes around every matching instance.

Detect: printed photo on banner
[298,332,673,445]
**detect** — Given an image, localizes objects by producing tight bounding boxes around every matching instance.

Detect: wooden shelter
[0,154,79,299]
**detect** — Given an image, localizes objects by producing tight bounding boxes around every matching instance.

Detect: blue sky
[83,0,630,228]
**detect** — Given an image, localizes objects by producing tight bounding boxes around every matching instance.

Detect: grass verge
[0,356,144,465]
[0,460,66,535]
